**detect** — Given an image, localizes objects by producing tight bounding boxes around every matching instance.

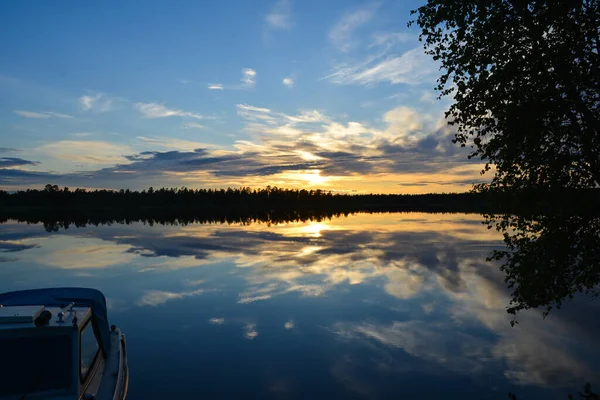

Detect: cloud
[265,0,293,30]
[0,148,20,153]
[14,110,74,119]
[442,259,599,387]
[0,240,39,253]
[45,112,74,119]
[1,98,480,192]
[80,93,115,113]
[237,104,272,115]
[0,103,477,191]
[236,103,330,126]
[332,320,493,374]
[134,102,211,120]
[33,237,139,269]
[137,288,204,306]
[282,77,294,88]
[37,140,133,166]
[0,90,481,193]
[284,320,294,329]
[136,136,214,151]
[244,323,258,339]
[236,102,440,150]
[80,95,96,110]
[75,213,503,316]
[317,237,599,389]
[183,122,205,130]
[0,157,39,168]
[383,106,426,137]
[14,110,49,119]
[493,331,593,387]
[329,6,376,52]
[419,91,436,104]
[325,47,437,86]
[0,168,59,187]
[325,21,437,87]
[241,68,257,88]
[238,294,272,304]
[207,70,256,91]
[369,32,413,48]
[8,212,600,390]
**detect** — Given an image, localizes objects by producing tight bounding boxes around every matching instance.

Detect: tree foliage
[411,0,599,190]
[411,0,600,318]
[488,211,600,318]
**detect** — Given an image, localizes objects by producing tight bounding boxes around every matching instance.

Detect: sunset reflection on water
[0,213,598,399]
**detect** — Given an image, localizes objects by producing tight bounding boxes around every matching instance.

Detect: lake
[1,212,598,399]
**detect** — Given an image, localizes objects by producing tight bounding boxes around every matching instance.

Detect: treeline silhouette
[0,210,393,232]
[0,208,364,232]
[0,184,490,231]
[1,185,598,232]
[1,184,494,212]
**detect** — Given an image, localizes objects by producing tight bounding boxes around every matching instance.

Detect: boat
[0,287,128,400]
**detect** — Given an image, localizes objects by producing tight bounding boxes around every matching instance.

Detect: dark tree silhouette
[0,185,512,231]
[1,185,598,233]
[411,0,600,318]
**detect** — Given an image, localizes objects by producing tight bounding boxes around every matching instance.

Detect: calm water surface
[1,213,599,399]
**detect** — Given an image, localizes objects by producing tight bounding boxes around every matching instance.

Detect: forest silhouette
[1,184,599,232]
[0,184,486,231]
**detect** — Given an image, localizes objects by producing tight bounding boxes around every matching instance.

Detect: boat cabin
[0,288,127,400]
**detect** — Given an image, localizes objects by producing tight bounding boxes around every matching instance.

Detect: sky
[0,0,487,194]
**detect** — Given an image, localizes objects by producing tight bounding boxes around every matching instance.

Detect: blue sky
[0,0,485,193]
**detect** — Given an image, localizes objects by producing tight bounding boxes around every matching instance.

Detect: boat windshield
[0,334,73,398]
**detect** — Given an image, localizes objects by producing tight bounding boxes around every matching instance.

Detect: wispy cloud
[282,77,294,88]
[183,122,205,130]
[329,6,377,52]
[134,102,212,120]
[369,32,413,48]
[236,103,330,131]
[37,140,132,166]
[265,0,293,30]
[325,47,437,86]
[46,112,74,119]
[136,136,214,151]
[137,289,204,306]
[237,104,272,114]
[241,68,257,88]
[238,294,272,304]
[14,110,74,119]
[326,15,435,87]
[0,157,39,168]
[3,103,476,192]
[207,70,256,90]
[14,111,50,119]
[80,93,116,113]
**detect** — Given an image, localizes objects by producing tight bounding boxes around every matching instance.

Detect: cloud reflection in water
[0,213,598,395]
